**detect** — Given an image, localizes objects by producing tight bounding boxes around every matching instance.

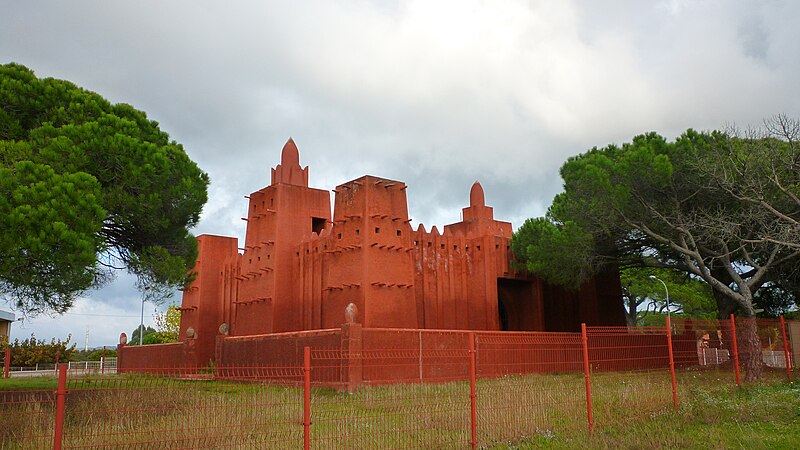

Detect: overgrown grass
[0,376,58,391]
[1,369,798,449]
[491,371,800,449]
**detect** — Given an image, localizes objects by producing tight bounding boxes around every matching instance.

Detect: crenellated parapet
[178,138,626,365]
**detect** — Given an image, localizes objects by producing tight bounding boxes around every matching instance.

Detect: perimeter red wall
[148,139,626,370]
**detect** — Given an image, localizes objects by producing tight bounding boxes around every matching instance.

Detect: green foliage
[620,267,716,325]
[143,331,177,345]
[127,326,156,346]
[0,160,105,313]
[513,123,800,320]
[511,218,594,287]
[0,63,209,314]
[154,304,181,342]
[127,325,178,345]
[71,348,117,361]
[0,333,77,366]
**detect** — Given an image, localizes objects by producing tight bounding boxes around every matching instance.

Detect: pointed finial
[281,138,300,167]
[469,181,485,207]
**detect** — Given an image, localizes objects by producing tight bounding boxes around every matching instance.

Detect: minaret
[233,138,331,334]
[271,138,309,186]
[462,181,494,223]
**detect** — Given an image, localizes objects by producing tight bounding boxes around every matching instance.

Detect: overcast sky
[2,0,799,348]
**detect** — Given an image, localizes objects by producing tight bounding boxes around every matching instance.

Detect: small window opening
[312,217,325,234]
[356,229,360,236]
[477,245,481,251]
[441,244,445,250]
[337,233,342,239]
[396,230,402,236]
[375,227,380,234]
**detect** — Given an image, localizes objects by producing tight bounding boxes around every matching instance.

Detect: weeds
[1,370,798,449]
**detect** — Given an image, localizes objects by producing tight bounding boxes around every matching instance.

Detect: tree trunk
[625,298,638,327]
[712,289,764,381]
[737,315,764,382]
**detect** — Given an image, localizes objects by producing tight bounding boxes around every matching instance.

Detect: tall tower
[233,139,331,334]
[321,176,418,328]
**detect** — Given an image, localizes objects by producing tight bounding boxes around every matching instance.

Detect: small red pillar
[3,348,10,379]
[468,332,477,449]
[303,346,311,450]
[780,316,793,383]
[665,316,678,410]
[730,314,741,387]
[341,322,363,392]
[581,323,594,433]
[53,364,68,450]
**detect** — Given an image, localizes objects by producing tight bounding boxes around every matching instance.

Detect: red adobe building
[171,139,625,366]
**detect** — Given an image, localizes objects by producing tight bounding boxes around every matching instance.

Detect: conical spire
[281,138,300,167]
[271,137,309,187]
[469,181,485,208]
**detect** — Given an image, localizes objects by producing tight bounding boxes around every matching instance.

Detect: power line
[63,312,140,318]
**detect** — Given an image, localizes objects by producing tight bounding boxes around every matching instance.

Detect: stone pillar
[341,322,363,392]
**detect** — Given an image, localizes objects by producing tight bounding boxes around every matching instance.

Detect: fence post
[303,346,311,450]
[665,315,678,410]
[469,332,477,449]
[729,314,741,387]
[3,348,9,379]
[53,364,67,450]
[581,323,594,433]
[780,315,793,383]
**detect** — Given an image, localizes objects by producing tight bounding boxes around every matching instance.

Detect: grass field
[1,369,798,449]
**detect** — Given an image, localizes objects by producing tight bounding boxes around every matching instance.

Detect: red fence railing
[1,316,796,449]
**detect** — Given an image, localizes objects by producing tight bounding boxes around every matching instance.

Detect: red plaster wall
[171,139,626,367]
[217,329,341,367]
[178,234,238,366]
[117,342,191,373]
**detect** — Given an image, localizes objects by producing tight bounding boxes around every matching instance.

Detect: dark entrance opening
[497,278,540,331]
[311,217,326,234]
[498,297,509,331]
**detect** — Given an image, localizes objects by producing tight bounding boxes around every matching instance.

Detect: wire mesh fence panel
[475,333,587,445]
[748,318,794,383]
[586,326,674,430]
[59,366,304,449]
[669,318,738,392]
[0,389,56,449]
[309,349,471,449]
[750,318,791,368]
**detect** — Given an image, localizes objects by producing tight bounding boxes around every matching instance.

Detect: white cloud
[2,0,800,343]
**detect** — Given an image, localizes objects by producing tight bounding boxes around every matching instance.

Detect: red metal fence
[1,316,796,449]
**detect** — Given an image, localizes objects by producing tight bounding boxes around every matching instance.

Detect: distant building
[0,310,14,341]
[174,139,626,365]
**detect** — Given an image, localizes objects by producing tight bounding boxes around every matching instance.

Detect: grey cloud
[3,0,800,345]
